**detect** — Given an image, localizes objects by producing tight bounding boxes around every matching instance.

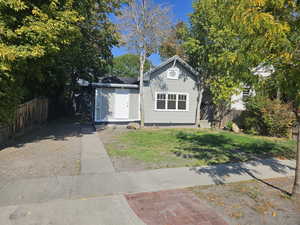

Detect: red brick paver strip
[125,189,229,225]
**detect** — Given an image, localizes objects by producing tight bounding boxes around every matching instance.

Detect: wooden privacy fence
[0,98,48,145]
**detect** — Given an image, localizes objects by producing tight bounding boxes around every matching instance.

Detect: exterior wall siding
[231,92,246,111]
[129,89,140,120]
[143,62,199,124]
[96,88,113,121]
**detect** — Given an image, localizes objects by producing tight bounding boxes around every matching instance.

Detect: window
[167,94,177,110]
[155,93,188,111]
[156,93,166,110]
[178,94,187,110]
[242,88,251,100]
[167,68,179,79]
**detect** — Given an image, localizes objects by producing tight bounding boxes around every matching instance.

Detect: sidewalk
[0,195,146,225]
[0,158,295,207]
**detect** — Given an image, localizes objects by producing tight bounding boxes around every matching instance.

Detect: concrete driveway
[0,120,82,189]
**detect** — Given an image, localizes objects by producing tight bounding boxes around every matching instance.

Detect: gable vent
[167,68,179,80]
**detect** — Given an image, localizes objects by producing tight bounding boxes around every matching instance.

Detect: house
[80,56,205,126]
[231,87,254,111]
[79,55,269,127]
[230,64,273,111]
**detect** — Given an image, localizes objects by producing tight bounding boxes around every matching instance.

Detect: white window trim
[95,88,102,122]
[154,92,189,112]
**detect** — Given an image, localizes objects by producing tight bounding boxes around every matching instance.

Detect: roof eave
[143,55,199,81]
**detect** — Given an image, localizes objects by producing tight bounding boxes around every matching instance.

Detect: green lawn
[106,129,296,169]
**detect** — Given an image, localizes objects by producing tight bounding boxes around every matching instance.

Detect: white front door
[114,89,129,119]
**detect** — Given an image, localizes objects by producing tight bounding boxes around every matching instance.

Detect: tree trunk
[292,119,300,198]
[195,83,204,127]
[139,53,146,128]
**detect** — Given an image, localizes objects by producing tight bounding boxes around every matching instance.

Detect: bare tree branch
[117,0,172,127]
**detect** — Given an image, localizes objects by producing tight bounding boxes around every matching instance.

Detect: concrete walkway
[80,127,115,174]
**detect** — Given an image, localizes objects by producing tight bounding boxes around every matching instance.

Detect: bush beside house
[236,96,296,138]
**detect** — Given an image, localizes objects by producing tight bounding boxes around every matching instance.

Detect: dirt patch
[0,119,82,187]
[97,126,128,144]
[126,189,229,225]
[191,177,300,225]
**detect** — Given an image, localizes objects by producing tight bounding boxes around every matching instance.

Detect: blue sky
[112,0,194,66]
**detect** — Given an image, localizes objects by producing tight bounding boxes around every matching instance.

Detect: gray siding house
[82,56,203,126]
[143,56,199,125]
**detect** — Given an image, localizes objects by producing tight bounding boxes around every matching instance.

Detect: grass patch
[106,129,295,169]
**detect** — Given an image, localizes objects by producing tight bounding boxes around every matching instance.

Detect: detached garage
[95,85,140,123]
[79,77,140,124]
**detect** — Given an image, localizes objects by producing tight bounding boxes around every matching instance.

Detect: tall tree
[111,54,152,78]
[0,0,122,123]
[0,0,81,123]
[184,1,242,127]
[187,0,300,196]
[117,0,172,127]
[159,22,188,61]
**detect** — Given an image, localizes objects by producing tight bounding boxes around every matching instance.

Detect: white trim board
[96,119,141,123]
[95,89,102,122]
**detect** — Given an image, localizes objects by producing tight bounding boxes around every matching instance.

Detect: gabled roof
[144,55,199,81]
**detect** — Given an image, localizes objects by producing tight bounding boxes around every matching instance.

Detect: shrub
[237,96,296,138]
[225,121,233,131]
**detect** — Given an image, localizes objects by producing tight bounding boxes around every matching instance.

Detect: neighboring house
[80,56,203,126]
[230,64,274,111]
[231,87,254,111]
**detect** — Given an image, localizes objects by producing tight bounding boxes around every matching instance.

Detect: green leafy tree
[111,54,152,78]
[187,0,300,197]
[0,0,81,123]
[0,0,122,123]
[209,75,241,127]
